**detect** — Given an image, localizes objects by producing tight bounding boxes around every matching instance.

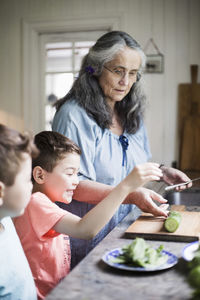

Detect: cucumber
[164,211,182,233]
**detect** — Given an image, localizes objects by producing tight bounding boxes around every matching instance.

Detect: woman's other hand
[161,166,192,191]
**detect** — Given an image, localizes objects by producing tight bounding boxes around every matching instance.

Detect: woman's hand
[161,166,192,191]
[127,187,169,218]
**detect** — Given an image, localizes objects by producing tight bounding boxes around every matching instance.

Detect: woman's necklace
[110,113,123,135]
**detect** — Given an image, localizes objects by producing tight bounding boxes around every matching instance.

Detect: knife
[165,176,200,191]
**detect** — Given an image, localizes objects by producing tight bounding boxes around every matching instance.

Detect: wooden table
[46,206,199,300]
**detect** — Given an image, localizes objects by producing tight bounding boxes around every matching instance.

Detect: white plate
[102,247,178,272]
[182,241,199,261]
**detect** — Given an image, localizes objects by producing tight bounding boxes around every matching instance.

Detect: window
[45,40,95,129]
[44,31,107,130]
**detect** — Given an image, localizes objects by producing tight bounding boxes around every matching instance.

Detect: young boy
[14,131,163,299]
[0,124,37,299]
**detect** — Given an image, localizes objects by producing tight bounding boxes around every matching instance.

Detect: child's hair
[0,124,38,186]
[32,131,81,180]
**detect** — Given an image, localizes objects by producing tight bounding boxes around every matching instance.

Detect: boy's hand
[125,162,163,190]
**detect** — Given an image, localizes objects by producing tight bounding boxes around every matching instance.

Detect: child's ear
[0,182,5,206]
[33,166,46,184]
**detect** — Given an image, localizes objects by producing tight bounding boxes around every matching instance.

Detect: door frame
[22,15,123,133]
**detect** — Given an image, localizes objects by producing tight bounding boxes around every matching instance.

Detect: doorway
[22,16,122,133]
[42,31,106,130]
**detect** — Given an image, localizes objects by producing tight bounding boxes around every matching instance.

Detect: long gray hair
[55,31,146,134]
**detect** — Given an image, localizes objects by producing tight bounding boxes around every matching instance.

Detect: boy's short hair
[32,131,81,175]
[0,124,38,186]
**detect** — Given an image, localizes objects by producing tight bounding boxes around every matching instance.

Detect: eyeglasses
[103,65,139,81]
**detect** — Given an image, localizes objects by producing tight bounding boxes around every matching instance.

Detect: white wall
[0,0,200,166]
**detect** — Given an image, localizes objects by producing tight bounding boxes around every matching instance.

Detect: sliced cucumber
[164,211,182,233]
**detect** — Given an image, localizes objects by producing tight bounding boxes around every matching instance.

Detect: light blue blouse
[52,99,151,268]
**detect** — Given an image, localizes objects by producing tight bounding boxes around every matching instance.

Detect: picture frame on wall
[145,54,164,73]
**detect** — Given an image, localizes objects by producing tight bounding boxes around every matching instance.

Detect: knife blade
[165,176,200,191]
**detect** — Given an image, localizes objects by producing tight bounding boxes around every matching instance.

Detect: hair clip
[85,66,95,74]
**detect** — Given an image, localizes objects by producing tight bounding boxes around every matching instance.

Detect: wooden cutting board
[178,65,200,171]
[125,206,200,242]
[178,65,200,136]
[180,115,200,170]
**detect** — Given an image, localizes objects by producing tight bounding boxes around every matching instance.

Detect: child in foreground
[0,124,37,299]
[14,131,163,299]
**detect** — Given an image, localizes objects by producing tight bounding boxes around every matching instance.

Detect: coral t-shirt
[14,192,71,299]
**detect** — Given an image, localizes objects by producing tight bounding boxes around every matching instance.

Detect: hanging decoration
[143,38,164,73]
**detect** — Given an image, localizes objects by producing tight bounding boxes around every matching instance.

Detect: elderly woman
[52,31,190,268]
